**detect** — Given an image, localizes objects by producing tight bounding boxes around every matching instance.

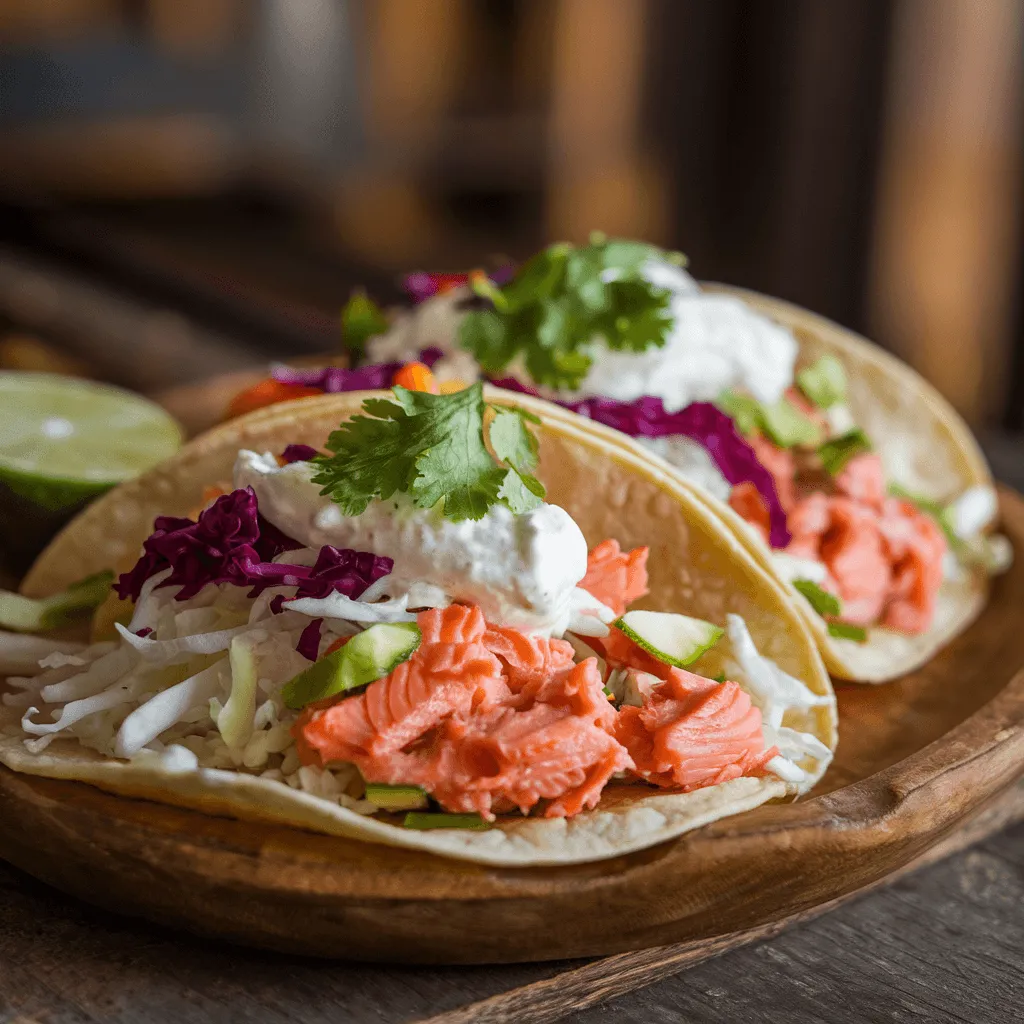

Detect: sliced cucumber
[0,570,113,633]
[365,783,429,811]
[760,398,819,448]
[402,812,489,831]
[614,610,723,668]
[282,621,421,710]
[797,354,847,409]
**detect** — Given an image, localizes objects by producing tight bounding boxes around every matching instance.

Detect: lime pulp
[0,372,183,512]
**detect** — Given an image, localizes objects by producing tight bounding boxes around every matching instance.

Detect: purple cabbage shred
[402,269,514,304]
[296,618,323,661]
[489,379,791,547]
[271,348,443,395]
[115,488,393,603]
[280,444,319,464]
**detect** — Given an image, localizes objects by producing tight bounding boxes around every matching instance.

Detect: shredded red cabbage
[116,489,393,603]
[281,444,319,464]
[257,545,393,601]
[296,618,323,661]
[271,348,443,393]
[403,269,514,304]
[490,379,791,547]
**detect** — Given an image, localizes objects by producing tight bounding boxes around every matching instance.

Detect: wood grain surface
[1,490,1022,968]
[0,780,1021,1024]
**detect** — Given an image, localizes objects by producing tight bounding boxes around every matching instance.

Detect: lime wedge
[0,372,182,512]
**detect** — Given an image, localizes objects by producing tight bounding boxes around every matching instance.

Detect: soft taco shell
[1,390,836,866]
[713,286,993,682]
[514,287,995,683]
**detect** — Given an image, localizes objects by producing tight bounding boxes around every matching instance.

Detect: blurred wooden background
[1,0,1022,429]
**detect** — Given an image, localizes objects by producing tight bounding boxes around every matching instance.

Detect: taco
[0,386,835,866]
[345,240,1010,682]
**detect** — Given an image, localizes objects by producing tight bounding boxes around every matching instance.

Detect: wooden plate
[0,488,1021,964]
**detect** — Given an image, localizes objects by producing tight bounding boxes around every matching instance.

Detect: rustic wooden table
[0,788,1021,1024]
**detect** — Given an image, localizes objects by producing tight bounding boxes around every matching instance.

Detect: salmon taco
[337,239,1010,682]
[0,386,835,866]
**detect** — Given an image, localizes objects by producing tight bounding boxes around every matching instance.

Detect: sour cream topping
[234,451,589,636]
[367,261,799,413]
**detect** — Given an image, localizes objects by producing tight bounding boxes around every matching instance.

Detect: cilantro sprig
[341,290,389,362]
[311,383,545,521]
[458,234,685,390]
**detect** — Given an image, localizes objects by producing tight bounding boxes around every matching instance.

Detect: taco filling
[246,239,1007,646]
[1,386,831,834]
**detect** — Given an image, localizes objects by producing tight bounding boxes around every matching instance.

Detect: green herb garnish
[817,429,872,475]
[341,289,389,362]
[402,812,490,831]
[793,579,842,618]
[312,383,544,521]
[716,391,819,447]
[827,622,868,642]
[458,234,683,390]
[712,672,727,683]
[797,354,847,409]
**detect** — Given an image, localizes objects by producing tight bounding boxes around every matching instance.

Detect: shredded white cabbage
[566,587,617,637]
[723,614,834,783]
[114,659,228,758]
[287,592,418,623]
[0,631,88,677]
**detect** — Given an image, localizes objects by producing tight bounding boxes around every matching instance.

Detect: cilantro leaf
[341,290,389,362]
[312,384,546,522]
[490,408,539,475]
[497,468,544,514]
[818,429,872,475]
[827,622,868,642]
[793,579,842,618]
[797,354,847,409]
[458,237,682,390]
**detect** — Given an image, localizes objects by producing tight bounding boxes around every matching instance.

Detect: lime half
[0,372,183,512]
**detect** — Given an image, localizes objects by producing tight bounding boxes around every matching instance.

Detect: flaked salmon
[579,540,649,616]
[732,440,947,634]
[615,668,778,790]
[294,575,776,820]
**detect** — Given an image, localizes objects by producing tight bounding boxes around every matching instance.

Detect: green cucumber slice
[365,784,429,811]
[0,570,113,633]
[613,610,723,668]
[792,579,842,618]
[760,398,820,448]
[282,622,421,710]
[402,812,490,831]
[827,621,868,642]
[797,354,847,409]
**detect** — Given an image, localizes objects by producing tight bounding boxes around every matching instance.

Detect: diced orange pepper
[392,362,439,394]
[188,482,229,518]
[225,379,323,420]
